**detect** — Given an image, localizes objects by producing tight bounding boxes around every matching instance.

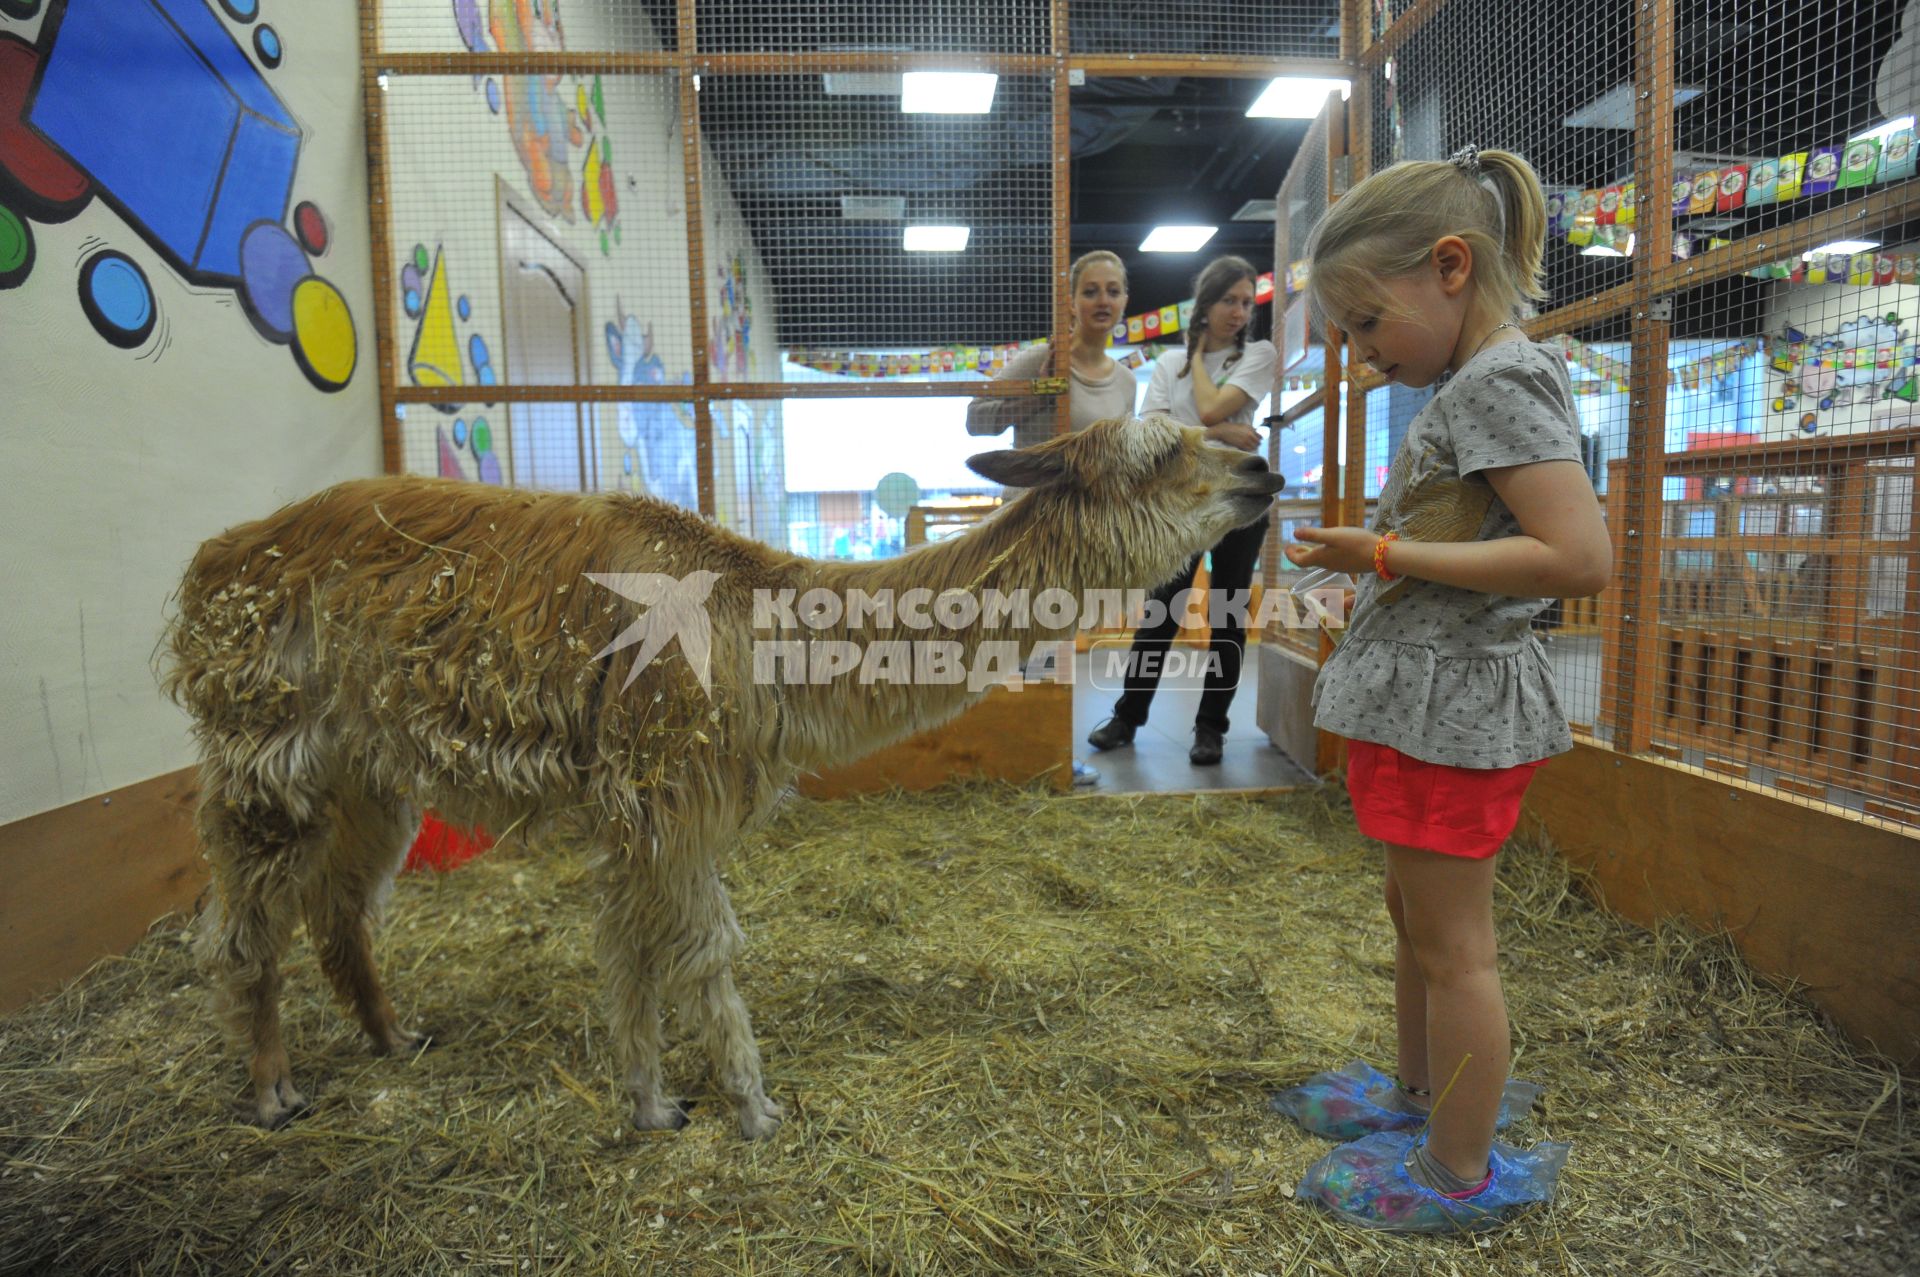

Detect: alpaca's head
[966,414,1286,582]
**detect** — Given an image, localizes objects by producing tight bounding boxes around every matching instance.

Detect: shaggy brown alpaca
[163,416,1283,1137]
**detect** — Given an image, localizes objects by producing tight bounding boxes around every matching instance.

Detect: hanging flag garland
[781,263,1316,380]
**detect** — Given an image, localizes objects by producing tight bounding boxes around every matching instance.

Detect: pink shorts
[1346,740,1544,859]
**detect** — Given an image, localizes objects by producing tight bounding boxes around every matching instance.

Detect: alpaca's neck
[762,495,1163,771]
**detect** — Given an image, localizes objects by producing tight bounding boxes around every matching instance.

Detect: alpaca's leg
[675,865,783,1140]
[595,863,682,1131]
[198,786,329,1128]
[303,793,426,1056]
[693,954,784,1140]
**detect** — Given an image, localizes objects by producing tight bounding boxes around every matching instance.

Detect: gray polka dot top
[1312,339,1586,769]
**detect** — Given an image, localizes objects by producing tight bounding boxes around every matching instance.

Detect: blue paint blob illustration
[485,78,501,114]
[453,418,468,447]
[219,0,258,20]
[469,333,491,372]
[253,24,282,68]
[79,250,156,348]
[237,220,309,342]
[478,365,497,387]
[404,288,421,317]
[457,294,472,321]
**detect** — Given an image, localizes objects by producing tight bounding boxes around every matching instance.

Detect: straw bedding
[1,783,1913,1275]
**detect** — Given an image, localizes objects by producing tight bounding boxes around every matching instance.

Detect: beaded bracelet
[1373,531,1401,581]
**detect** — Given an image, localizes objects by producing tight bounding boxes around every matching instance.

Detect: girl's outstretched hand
[1287,525,1379,575]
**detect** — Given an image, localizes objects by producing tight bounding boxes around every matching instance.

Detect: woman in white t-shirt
[967,250,1140,787]
[1087,254,1279,767]
[965,250,1140,449]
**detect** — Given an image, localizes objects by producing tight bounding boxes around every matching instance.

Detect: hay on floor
[1,783,1913,1276]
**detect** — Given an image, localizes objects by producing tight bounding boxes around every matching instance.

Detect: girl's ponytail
[1475,149,1548,307]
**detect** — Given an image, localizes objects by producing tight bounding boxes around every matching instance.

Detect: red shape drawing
[0,35,92,220]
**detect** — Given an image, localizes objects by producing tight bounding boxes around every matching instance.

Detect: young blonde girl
[1271,146,1610,1233]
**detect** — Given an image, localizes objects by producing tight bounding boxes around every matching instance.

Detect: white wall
[0,3,381,823]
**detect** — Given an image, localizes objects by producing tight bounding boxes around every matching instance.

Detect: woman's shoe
[1086,717,1137,751]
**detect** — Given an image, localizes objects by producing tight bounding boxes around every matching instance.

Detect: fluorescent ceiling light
[900,72,997,114]
[1140,225,1218,253]
[904,225,969,252]
[1233,198,1277,222]
[1563,82,1705,129]
[1247,77,1351,119]
[1581,244,1627,257]
[1801,239,1879,260]
[1851,116,1915,143]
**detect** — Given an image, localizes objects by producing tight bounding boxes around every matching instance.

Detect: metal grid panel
[1338,0,1920,823]
[698,73,1054,348]
[708,399,789,542]
[1365,0,1635,317]
[1069,0,1342,60]
[1546,320,1631,735]
[736,387,1006,558]
[1281,111,1330,270]
[378,0,677,55]
[377,69,692,382]
[1625,221,1920,812]
[395,397,699,503]
[699,1,1047,54]
[1362,0,1423,50]
[1351,0,1635,766]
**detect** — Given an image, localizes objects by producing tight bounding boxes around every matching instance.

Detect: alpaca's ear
[967,446,1068,489]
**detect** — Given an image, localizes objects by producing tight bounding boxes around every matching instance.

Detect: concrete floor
[1067,642,1315,794]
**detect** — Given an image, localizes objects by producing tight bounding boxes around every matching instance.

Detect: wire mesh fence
[366,0,1918,819]
[1068,1,1342,62]
[1337,0,1920,824]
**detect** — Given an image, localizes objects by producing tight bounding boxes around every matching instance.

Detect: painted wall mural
[1767,313,1920,434]
[709,251,753,379]
[436,414,500,485]
[605,299,696,508]
[0,0,357,390]
[453,0,623,256]
[402,240,503,484]
[703,251,783,540]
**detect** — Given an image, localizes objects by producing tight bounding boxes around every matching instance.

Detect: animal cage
[1266,0,1920,829]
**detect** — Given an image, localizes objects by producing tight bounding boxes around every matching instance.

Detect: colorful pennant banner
[782,261,1318,381]
[1550,129,1917,250]
[1555,327,1920,396]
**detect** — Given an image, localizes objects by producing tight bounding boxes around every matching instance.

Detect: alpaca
[162,415,1283,1137]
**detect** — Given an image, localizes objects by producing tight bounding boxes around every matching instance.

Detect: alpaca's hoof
[375,1026,433,1057]
[632,1099,691,1133]
[250,1078,312,1129]
[737,1093,784,1141]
